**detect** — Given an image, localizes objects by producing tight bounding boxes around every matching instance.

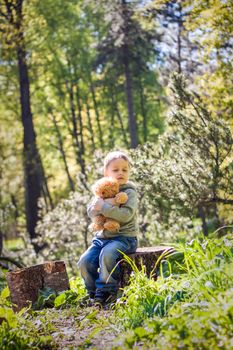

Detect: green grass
[0,235,233,349]
[112,234,233,349]
[4,238,25,252]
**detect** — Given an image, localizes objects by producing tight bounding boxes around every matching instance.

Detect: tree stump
[6,260,70,312]
[120,246,174,287]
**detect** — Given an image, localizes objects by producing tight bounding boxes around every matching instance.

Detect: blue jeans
[77,236,138,295]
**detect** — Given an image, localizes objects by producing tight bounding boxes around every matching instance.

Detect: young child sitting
[77,151,139,306]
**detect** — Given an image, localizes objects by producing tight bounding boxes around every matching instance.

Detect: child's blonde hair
[103,151,131,172]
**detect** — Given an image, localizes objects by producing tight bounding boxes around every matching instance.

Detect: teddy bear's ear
[91,177,104,195]
[104,176,118,185]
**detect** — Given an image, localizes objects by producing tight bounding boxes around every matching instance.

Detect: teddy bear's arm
[100,189,137,223]
[115,192,128,204]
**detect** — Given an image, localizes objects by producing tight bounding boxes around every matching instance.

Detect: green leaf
[0,306,18,327]
[54,293,66,308]
[1,287,10,300]
[33,287,57,310]
[134,327,149,339]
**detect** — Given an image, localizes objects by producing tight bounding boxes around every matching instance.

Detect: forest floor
[33,306,127,350]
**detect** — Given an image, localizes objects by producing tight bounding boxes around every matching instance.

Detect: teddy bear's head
[92,177,119,198]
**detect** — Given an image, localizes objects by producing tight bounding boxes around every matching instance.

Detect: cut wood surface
[120,246,174,287]
[6,260,70,312]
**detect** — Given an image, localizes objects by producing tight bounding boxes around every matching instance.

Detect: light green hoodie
[87,181,139,239]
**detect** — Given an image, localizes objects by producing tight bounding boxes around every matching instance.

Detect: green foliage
[0,286,55,349]
[129,74,233,242]
[54,276,87,309]
[33,287,57,310]
[33,72,233,261]
[1,1,232,347]
[4,74,230,269]
[112,235,233,349]
[32,276,87,310]
[1,237,233,349]
[185,0,233,120]
[113,251,189,329]
[1,0,232,250]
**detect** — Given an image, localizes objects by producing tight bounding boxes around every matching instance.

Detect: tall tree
[0,0,49,251]
[50,110,75,192]
[147,0,201,82]
[185,0,233,122]
[93,0,163,148]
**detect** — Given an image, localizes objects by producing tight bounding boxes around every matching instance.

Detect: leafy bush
[9,74,231,269]
[113,235,233,349]
[0,287,55,349]
[32,275,87,310]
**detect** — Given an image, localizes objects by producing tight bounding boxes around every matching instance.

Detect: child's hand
[92,198,104,211]
[104,198,120,206]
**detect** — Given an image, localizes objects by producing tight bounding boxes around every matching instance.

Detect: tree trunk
[0,230,3,256]
[121,0,138,148]
[17,45,43,252]
[122,44,138,148]
[120,246,174,287]
[109,83,129,147]
[66,79,86,177]
[108,106,115,149]
[1,0,49,252]
[89,74,104,148]
[51,112,75,192]
[139,77,147,142]
[197,205,208,236]
[14,1,46,252]
[115,101,129,148]
[76,82,85,157]
[85,98,96,152]
[39,158,54,210]
[6,261,70,312]
[177,3,183,74]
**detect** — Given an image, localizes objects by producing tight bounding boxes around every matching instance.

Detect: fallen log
[120,246,174,287]
[6,260,70,312]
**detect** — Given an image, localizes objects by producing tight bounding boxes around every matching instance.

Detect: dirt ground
[40,306,122,350]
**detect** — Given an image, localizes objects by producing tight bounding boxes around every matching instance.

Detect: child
[77,151,139,306]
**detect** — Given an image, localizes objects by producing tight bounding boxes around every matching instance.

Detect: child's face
[104,158,129,185]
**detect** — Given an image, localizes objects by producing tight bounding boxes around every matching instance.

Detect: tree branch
[202,197,233,205]
[0,256,25,268]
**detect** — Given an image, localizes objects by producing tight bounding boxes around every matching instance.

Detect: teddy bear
[89,177,128,232]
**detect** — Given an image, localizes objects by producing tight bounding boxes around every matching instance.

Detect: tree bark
[17,46,43,251]
[85,98,96,152]
[0,230,2,256]
[108,106,115,149]
[76,82,85,157]
[123,43,138,148]
[177,3,183,74]
[120,246,174,287]
[66,79,86,177]
[89,74,104,148]
[6,260,70,312]
[197,205,208,236]
[139,77,147,142]
[51,112,75,192]
[14,0,46,252]
[121,0,138,148]
[39,158,54,210]
[109,83,129,147]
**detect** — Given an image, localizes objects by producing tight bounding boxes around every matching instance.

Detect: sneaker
[78,292,95,307]
[93,291,117,308]
[105,293,117,306]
